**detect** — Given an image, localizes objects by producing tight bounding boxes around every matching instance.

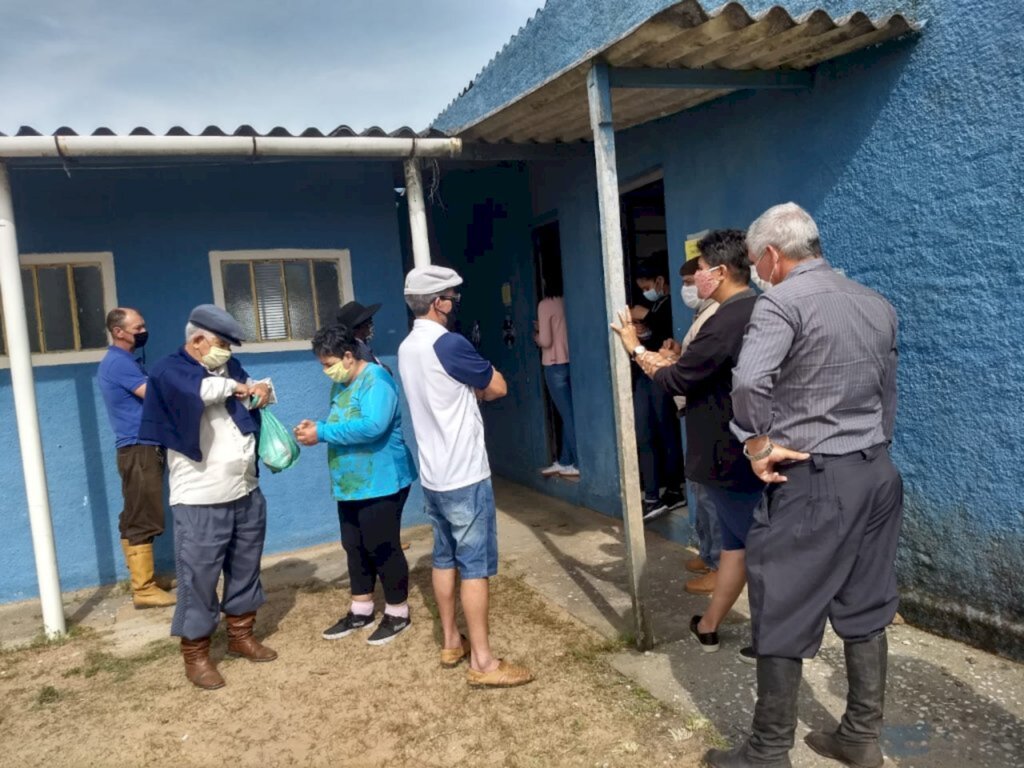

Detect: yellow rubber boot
[122,538,176,591]
[124,542,177,608]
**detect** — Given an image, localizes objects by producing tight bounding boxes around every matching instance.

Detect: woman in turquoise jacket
[294,324,417,646]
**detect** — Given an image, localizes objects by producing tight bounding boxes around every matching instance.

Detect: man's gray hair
[184,322,222,344]
[405,290,445,318]
[747,202,822,261]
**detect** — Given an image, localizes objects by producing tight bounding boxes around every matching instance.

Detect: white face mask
[642,288,662,302]
[750,265,773,293]
[681,284,701,309]
[201,345,232,370]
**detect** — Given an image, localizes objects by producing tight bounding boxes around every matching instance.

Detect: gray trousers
[746,445,903,659]
[170,488,268,641]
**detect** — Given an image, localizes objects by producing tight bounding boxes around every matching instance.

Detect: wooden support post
[586,60,653,651]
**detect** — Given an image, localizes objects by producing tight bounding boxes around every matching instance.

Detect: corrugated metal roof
[0,125,449,139]
[436,0,919,143]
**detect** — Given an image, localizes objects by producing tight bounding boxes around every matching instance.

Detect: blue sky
[0,0,543,134]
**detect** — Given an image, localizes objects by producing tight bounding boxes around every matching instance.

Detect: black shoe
[366,613,411,646]
[660,488,687,511]
[739,645,757,665]
[642,498,668,522]
[690,615,720,653]
[322,611,376,640]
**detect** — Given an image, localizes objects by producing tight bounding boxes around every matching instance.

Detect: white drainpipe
[0,134,460,636]
[403,159,431,267]
[0,135,461,159]
[0,162,66,638]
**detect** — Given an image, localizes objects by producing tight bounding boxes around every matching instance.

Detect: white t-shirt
[398,319,494,492]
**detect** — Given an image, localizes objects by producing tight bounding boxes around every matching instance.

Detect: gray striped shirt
[730,258,898,455]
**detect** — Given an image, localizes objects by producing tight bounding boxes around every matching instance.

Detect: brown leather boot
[685,570,718,595]
[225,612,278,662]
[181,637,225,690]
[123,541,176,608]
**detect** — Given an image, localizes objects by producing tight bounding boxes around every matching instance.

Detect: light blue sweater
[316,363,417,501]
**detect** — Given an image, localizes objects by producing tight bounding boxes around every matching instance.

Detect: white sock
[384,603,409,619]
[351,600,374,616]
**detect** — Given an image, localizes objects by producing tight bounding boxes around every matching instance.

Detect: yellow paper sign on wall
[684,238,701,262]
[501,282,512,307]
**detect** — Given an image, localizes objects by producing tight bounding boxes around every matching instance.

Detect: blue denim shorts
[703,485,764,551]
[423,478,498,579]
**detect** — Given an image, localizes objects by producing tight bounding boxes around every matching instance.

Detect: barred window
[210,250,352,347]
[0,253,115,363]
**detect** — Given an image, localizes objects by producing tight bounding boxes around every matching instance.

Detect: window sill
[0,349,107,369]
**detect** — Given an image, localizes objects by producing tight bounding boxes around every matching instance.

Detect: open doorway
[619,178,685,518]
[531,220,576,478]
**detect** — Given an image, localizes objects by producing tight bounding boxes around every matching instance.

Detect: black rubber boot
[805,631,887,767]
[703,656,802,767]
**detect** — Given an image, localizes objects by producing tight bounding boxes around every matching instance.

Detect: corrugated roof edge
[0,125,451,139]
[431,0,920,135]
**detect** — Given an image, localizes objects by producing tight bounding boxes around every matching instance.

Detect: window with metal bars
[0,261,108,356]
[219,257,343,343]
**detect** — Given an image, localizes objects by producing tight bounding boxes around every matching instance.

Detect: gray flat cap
[404,266,463,296]
[188,304,246,345]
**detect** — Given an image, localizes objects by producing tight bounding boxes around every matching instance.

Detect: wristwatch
[631,345,647,359]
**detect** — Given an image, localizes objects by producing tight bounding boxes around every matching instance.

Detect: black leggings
[337,486,410,605]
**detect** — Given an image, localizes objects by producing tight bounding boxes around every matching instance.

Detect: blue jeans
[688,480,721,570]
[543,363,577,467]
[703,485,764,551]
[423,478,498,580]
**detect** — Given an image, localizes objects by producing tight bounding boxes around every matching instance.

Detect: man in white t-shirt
[398,265,533,688]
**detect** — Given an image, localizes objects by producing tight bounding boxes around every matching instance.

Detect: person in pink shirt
[534,279,579,478]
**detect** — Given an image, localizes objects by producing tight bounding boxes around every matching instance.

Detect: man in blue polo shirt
[97,307,176,608]
[399,265,532,688]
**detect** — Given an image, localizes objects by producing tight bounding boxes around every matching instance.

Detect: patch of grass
[297,578,336,594]
[36,685,61,705]
[19,622,90,652]
[80,639,179,682]
[684,713,726,748]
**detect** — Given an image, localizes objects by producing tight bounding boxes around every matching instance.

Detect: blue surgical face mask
[642,288,662,302]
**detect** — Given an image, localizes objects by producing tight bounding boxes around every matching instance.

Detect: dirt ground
[0,567,712,768]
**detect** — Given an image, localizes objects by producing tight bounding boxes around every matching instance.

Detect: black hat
[188,304,245,345]
[336,301,381,329]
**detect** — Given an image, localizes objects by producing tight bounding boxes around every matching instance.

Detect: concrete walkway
[2,478,1022,767]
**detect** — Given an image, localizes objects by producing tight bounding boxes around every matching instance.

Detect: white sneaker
[558,465,580,478]
[540,462,565,477]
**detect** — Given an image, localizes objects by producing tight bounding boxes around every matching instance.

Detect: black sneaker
[322,611,376,640]
[366,613,411,646]
[738,645,757,665]
[642,498,668,522]
[690,615,720,653]
[660,488,687,511]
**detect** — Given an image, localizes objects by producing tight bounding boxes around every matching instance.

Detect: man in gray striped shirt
[704,203,902,768]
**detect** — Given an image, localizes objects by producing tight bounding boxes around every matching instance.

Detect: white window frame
[0,251,118,369]
[209,248,354,353]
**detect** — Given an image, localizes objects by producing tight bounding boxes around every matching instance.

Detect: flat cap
[188,304,246,346]
[404,265,463,296]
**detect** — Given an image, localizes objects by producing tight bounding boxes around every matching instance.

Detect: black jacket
[653,290,763,492]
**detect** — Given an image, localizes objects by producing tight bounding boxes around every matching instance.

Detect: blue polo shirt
[98,346,158,449]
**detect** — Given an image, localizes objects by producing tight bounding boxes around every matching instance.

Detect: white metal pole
[0,163,65,638]
[404,158,432,268]
[587,61,653,651]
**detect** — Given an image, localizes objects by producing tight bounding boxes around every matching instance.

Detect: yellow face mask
[325,360,353,384]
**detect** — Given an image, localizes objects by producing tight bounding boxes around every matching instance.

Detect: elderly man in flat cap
[140,304,277,690]
[398,265,533,688]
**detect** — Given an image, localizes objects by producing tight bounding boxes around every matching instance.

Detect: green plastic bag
[257,407,301,473]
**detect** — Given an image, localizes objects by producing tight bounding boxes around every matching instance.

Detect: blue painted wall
[0,160,427,603]
[503,0,1024,655]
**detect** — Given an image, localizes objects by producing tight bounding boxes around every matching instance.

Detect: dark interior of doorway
[621,178,669,308]
[531,220,565,468]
